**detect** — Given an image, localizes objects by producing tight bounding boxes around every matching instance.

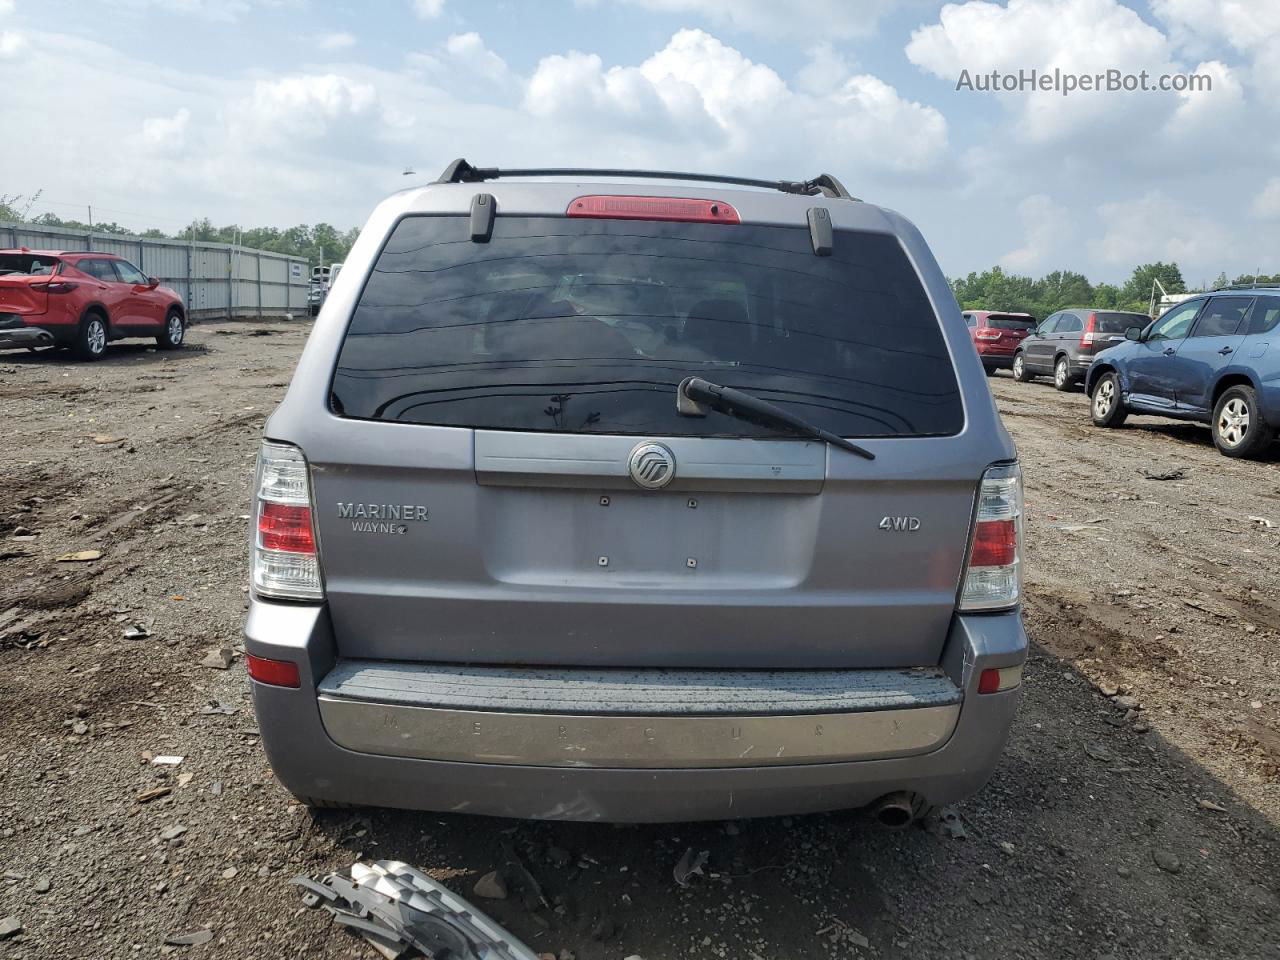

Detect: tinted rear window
[1096,311,1147,334]
[331,215,963,438]
[985,314,1036,331]
[1248,296,1280,335]
[0,254,59,276]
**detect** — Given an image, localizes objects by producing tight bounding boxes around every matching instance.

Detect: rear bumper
[975,343,1018,360]
[244,602,1027,821]
[980,355,1015,369]
[0,324,56,350]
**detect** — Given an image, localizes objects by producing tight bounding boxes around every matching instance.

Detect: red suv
[963,310,1037,375]
[0,249,187,360]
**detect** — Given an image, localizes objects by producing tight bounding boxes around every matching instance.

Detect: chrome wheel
[1054,358,1068,388]
[167,314,184,345]
[86,318,106,355]
[1218,397,1250,447]
[1093,379,1115,418]
[1012,355,1024,379]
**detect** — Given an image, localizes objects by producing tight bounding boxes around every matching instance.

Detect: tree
[2,202,361,264]
[186,217,219,242]
[1120,262,1185,309]
[1093,283,1121,308]
[1212,272,1228,290]
[952,266,1043,315]
[1034,270,1094,313]
[1233,272,1280,287]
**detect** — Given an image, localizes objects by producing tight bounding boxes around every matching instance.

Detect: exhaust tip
[867,791,922,830]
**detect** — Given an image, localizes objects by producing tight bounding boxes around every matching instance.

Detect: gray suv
[1013,308,1151,390]
[244,160,1027,824]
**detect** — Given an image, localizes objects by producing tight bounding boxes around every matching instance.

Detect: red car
[0,249,187,360]
[963,310,1037,375]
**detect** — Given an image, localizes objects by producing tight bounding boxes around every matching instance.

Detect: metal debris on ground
[55,549,102,562]
[473,870,507,900]
[672,847,710,887]
[198,700,238,716]
[292,859,541,960]
[501,841,550,910]
[934,806,969,840]
[164,929,213,946]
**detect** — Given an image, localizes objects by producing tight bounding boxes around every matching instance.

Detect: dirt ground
[0,322,1277,960]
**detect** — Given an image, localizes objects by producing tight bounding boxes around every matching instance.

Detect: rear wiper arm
[676,376,875,461]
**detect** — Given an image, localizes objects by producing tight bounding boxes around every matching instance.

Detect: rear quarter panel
[1243,336,1280,422]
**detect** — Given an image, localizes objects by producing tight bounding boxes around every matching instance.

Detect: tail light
[959,463,1022,611]
[1080,312,1097,347]
[567,195,740,224]
[32,281,78,294]
[252,441,323,601]
[974,327,1002,341]
[245,653,301,688]
[978,665,1023,694]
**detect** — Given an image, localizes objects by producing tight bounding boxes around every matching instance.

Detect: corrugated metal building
[1,221,309,321]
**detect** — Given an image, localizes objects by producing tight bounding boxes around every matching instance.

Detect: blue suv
[1085,290,1280,458]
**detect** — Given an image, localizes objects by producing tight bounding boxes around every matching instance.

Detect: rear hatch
[314,207,975,669]
[978,313,1036,352]
[1087,311,1147,354]
[0,253,60,319]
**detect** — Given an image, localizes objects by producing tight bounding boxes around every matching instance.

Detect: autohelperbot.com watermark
[956,67,1212,96]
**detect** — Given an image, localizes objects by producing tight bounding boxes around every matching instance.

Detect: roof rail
[433,158,857,201]
[1215,281,1280,291]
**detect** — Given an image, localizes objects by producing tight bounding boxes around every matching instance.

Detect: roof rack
[1215,281,1280,291]
[433,158,857,201]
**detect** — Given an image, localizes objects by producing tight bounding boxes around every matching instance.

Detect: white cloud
[315,32,357,51]
[1097,192,1234,268]
[230,74,379,148]
[412,0,445,19]
[0,0,14,15]
[112,0,303,22]
[1151,0,1279,52]
[1255,179,1280,220]
[599,0,903,40]
[908,0,1177,143]
[441,32,510,84]
[999,194,1064,270]
[525,29,946,173]
[141,107,191,153]
[1152,0,1280,100]
[796,43,853,95]
[0,31,22,57]
[118,0,251,21]
[1165,59,1245,137]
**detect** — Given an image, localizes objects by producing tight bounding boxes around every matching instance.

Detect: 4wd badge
[879,516,921,532]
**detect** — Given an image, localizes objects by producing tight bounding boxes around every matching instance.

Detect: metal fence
[1,221,309,321]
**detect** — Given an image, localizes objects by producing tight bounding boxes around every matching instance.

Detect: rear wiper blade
[676,376,875,461]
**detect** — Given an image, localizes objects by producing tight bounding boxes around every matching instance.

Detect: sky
[0,0,1275,285]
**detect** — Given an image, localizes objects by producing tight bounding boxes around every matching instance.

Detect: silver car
[244,160,1027,824]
